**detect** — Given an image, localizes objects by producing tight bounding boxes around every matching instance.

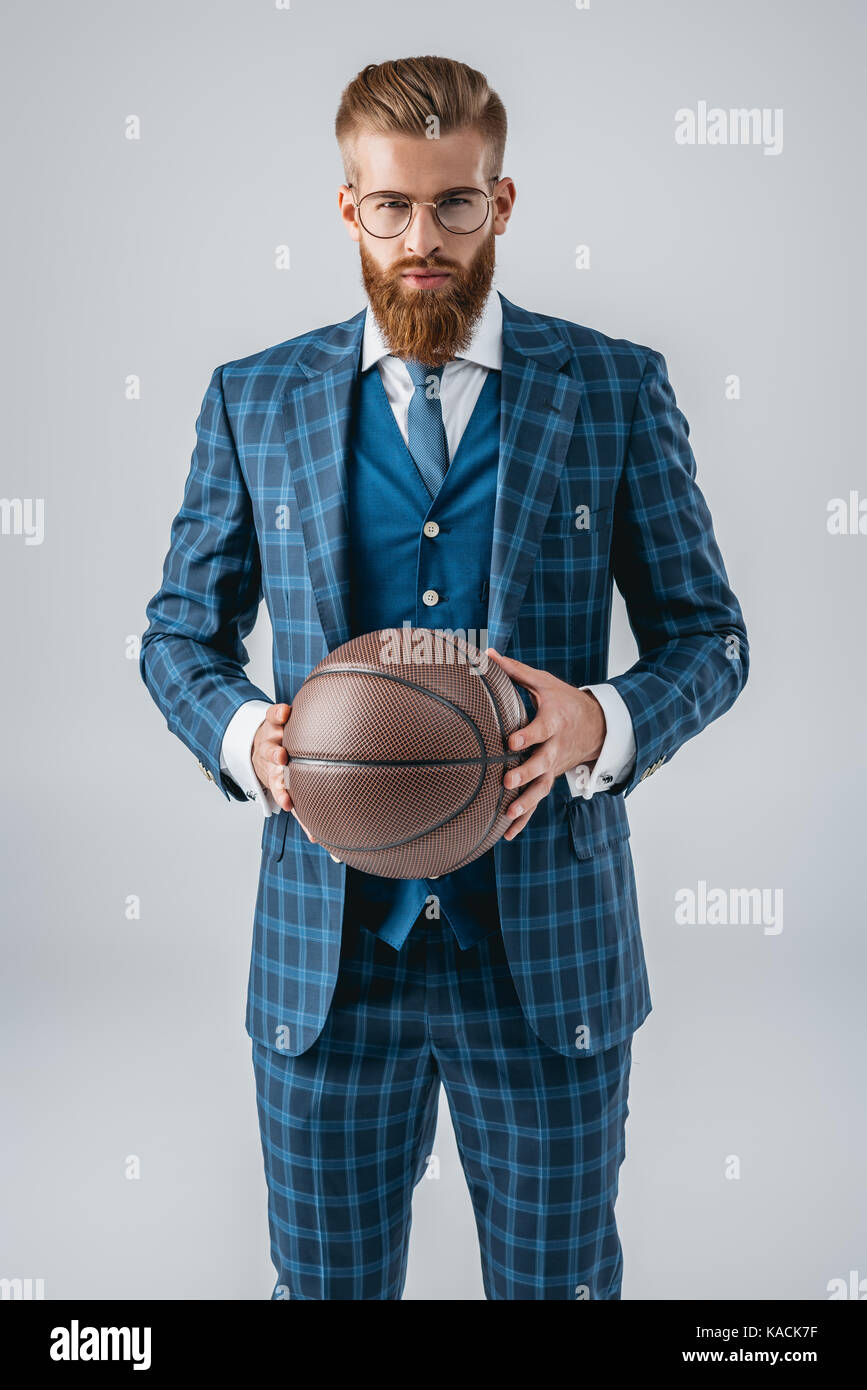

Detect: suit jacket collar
[360,286,504,374]
[293,290,574,378]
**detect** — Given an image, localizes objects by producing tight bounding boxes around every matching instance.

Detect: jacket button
[422,589,439,606]
[423,521,440,538]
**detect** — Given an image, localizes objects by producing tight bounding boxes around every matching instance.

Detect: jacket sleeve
[606,348,749,796]
[140,364,273,801]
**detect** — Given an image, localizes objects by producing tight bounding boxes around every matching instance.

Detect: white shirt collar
[361,287,503,373]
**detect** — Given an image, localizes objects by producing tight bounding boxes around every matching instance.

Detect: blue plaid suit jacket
[141,291,749,1058]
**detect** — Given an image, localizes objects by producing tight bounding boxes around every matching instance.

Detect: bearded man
[141,55,748,1301]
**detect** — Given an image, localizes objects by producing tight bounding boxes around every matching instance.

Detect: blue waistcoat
[343,361,502,950]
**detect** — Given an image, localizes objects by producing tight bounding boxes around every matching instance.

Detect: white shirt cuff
[564,683,637,800]
[219,700,278,817]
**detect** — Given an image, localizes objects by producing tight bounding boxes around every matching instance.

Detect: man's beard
[360,230,496,369]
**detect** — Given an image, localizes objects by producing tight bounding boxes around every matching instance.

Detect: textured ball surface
[282,628,528,878]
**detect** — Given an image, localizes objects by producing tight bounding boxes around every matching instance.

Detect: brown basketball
[282,628,528,878]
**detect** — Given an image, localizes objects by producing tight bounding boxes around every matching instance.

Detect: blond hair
[335,55,507,187]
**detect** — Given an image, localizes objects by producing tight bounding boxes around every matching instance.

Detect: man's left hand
[485,648,606,840]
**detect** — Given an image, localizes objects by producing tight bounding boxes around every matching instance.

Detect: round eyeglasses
[348,179,500,238]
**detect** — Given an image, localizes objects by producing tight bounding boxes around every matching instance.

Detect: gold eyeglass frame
[347,176,502,238]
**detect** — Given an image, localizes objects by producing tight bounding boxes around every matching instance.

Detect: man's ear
[337,186,361,242]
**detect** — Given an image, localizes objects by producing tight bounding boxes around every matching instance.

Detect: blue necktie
[405,359,449,497]
[383,358,450,950]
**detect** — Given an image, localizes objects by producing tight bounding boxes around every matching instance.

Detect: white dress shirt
[220,291,636,815]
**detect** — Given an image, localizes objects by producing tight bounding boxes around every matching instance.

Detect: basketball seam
[290,633,523,872]
[293,665,492,853]
[292,664,489,758]
[288,755,517,768]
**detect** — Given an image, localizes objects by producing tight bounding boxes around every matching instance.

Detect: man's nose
[403,203,443,259]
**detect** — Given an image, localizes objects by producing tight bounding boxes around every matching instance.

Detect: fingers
[507,709,556,756]
[505,740,554,790]
[485,646,546,693]
[503,800,539,840]
[290,806,318,843]
[268,759,292,813]
[492,667,557,836]
[266,702,291,727]
[253,701,317,840]
[505,768,554,824]
[268,766,317,844]
[253,705,291,800]
[264,741,289,811]
[272,747,316,842]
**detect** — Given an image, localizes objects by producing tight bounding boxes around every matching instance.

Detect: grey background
[1,0,864,1300]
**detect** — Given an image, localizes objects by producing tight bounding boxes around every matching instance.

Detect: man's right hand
[251,702,317,841]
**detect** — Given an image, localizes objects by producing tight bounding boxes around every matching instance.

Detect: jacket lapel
[281,309,365,652]
[486,293,584,655]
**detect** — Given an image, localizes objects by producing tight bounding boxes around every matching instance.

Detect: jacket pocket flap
[568,793,631,860]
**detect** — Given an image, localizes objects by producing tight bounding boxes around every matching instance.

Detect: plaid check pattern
[141,291,749,1059]
[252,908,632,1300]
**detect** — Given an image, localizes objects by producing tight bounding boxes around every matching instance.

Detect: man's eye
[438,196,470,208]
[376,199,410,211]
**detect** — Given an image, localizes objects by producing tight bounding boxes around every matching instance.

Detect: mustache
[388,257,462,274]
[359,229,496,368]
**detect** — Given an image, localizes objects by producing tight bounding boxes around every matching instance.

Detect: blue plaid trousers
[252,913,633,1301]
